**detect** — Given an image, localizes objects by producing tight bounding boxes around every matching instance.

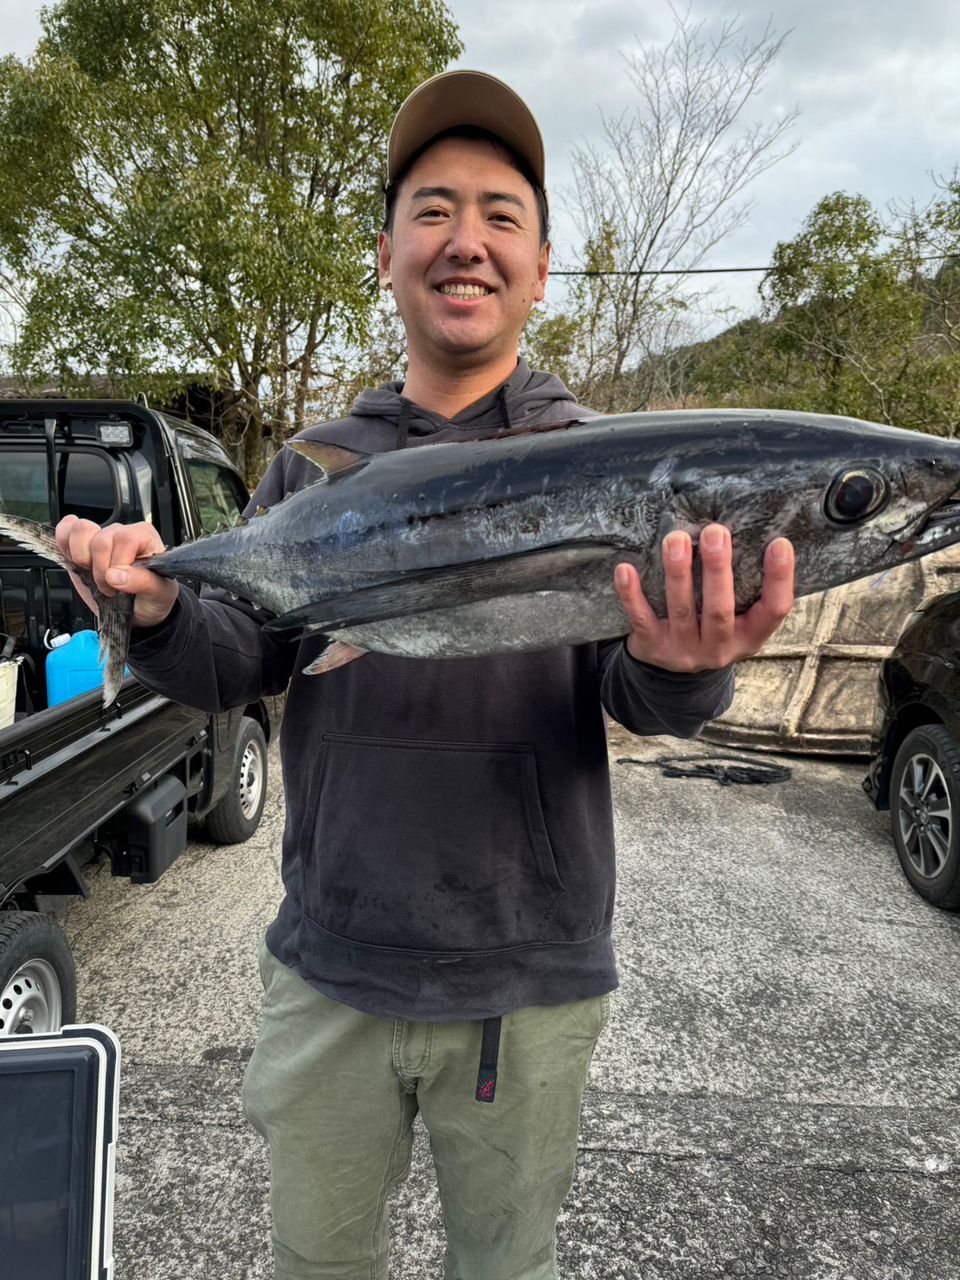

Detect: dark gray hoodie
[129,360,734,1022]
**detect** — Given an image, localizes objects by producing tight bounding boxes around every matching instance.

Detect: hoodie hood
[282,359,597,489]
[349,358,590,446]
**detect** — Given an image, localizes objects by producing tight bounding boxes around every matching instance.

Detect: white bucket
[0,660,18,730]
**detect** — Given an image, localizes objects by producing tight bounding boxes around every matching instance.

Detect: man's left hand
[614,524,795,673]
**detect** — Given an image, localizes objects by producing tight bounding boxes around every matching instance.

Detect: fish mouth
[900,490,960,554]
[922,497,960,529]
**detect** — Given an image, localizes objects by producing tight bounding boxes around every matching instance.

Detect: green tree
[0,0,460,481]
[308,294,407,424]
[760,192,925,421]
[688,188,960,434]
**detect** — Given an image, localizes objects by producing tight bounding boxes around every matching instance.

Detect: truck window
[186,461,247,534]
[0,452,47,519]
[0,449,118,523]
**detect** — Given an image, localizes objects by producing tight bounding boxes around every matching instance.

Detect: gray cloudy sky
[447,0,960,322]
[3,0,959,327]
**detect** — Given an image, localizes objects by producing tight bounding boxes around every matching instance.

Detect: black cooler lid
[0,1024,120,1280]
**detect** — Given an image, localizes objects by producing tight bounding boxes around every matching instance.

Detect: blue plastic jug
[46,630,108,706]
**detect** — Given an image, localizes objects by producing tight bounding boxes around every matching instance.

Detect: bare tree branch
[549,9,798,410]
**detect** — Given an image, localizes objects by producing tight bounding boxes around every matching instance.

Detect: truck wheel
[0,911,77,1036]
[205,715,268,845]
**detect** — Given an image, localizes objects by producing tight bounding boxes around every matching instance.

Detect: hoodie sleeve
[598,638,735,739]
[126,587,296,713]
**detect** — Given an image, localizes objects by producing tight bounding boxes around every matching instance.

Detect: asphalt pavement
[62,726,960,1279]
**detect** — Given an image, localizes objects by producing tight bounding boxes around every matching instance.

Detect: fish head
[652,414,960,608]
[788,452,960,598]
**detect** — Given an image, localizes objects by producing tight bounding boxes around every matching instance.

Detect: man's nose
[444,210,488,262]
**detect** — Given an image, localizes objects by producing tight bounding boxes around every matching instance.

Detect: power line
[550,252,954,278]
[552,265,768,277]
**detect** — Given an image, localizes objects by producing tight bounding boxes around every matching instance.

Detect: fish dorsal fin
[287,440,370,480]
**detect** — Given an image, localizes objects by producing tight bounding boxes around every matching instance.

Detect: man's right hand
[55,515,180,630]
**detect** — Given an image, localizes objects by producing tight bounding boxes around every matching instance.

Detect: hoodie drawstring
[397,397,412,450]
[496,385,511,432]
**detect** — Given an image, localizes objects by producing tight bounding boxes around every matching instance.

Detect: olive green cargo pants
[242,941,610,1280]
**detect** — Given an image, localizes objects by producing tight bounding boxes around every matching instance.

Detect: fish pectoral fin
[264,542,619,635]
[286,440,371,480]
[302,641,368,675]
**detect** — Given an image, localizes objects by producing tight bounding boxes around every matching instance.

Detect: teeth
[438,284,491,298]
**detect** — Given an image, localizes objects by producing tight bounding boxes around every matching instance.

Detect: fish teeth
[438,284,491,298]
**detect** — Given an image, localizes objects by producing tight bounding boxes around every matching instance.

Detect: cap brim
[387,70,545,189]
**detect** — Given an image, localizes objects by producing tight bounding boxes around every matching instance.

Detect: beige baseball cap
[387,70,546,190]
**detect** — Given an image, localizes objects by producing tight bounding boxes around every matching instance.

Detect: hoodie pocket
[301,732,564,952]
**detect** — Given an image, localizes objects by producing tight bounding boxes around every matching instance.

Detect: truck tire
[0,911,77,1036]
[204,715,268,845]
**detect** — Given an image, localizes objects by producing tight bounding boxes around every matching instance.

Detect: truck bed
[0,683,209,895]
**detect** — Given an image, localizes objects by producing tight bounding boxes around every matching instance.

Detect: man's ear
[378,231,392,290]
[533,241,551,304]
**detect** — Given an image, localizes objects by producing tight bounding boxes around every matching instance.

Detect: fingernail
[702,526,725,552]
[665,533,686,562]
[107,568,128,587]
[615,565,630,589]
[772,540,789,566]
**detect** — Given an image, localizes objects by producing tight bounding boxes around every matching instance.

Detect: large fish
[4,408,960,705]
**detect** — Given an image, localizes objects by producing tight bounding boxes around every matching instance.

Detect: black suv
[864,590,960,909]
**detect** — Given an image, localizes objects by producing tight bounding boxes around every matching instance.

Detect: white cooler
[0,657,18,729]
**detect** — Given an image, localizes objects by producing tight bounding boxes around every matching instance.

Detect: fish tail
[98,593,134,706]
[0,512,71,568]
[0,512,131,707]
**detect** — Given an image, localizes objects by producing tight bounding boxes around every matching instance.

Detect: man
[57,71,794,1280]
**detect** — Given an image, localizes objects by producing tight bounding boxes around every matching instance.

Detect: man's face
[379,136,550,372]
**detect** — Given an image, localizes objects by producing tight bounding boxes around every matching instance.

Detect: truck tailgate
[0,688,208,894]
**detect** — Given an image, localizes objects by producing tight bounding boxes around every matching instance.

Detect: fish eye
[824,468,889,524]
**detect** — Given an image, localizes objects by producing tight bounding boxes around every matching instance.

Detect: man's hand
[55,515,180,630]
[614,523,795,672]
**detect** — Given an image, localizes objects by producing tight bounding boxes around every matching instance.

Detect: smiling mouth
[437,284,493,298]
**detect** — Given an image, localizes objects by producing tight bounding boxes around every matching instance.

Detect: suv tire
[890,724,960,909]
